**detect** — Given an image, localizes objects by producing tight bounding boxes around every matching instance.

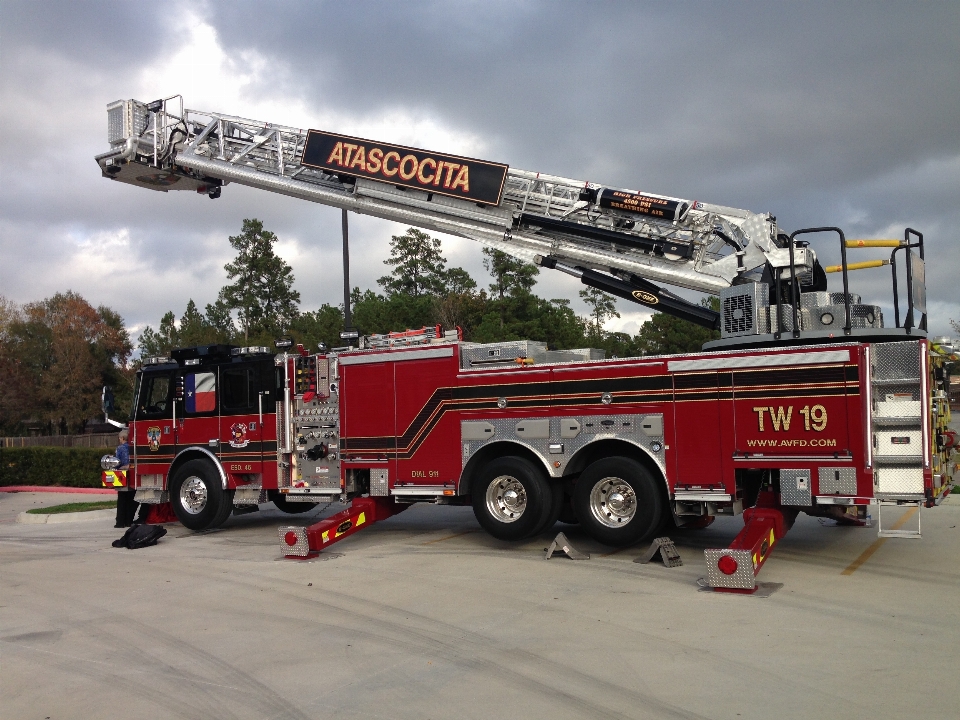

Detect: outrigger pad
[544,532,590,560]
[634,537,682,567]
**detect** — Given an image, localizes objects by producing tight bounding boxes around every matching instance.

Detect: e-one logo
[631,290,659,305]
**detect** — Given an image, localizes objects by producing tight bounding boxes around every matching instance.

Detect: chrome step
[876,500,922,539]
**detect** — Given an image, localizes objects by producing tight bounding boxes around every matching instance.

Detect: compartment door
[672,372,725,490]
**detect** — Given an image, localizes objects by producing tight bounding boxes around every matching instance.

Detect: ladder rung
[845,239,902,248]
[877,529,922,539]
[825,259,891,273]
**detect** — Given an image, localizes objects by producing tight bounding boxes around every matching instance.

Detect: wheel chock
[544,532,590,560]
[634,536,682,567]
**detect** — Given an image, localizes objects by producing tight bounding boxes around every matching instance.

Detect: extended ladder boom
[96,97,813,310]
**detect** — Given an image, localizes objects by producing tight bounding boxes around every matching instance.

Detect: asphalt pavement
[1,489,958,720]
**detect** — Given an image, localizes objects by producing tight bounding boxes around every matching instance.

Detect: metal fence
[1,433,117,449]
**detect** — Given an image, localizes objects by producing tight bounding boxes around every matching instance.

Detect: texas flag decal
[185,372,216,413]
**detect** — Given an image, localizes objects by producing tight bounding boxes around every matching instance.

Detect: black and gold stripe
[341,364,860,459]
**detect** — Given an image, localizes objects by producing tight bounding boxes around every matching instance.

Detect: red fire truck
[96,97,955,592]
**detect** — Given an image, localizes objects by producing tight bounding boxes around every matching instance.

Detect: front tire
[472,456,552,541]
[170,459,231,531]
[573,457,663,547]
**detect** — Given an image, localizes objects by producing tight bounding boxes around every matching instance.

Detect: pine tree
[579,287,620,338]
[218,218,300,340]
[482,248,538,300]
[482,248,539,330]
[377,228,450,297]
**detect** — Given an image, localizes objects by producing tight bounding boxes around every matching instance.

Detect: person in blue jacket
[114,428,148,527]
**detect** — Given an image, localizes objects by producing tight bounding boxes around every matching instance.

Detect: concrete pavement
[1,491,958,719]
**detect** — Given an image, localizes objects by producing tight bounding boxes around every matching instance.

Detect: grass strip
[26,501,116,515]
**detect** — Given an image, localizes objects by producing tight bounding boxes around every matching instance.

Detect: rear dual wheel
[472,456,559,541]
[573,457,663,547]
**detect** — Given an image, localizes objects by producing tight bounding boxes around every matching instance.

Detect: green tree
[482,248,539,330]
[482,248,538,299]
[219,218,301,340]
[635,296,720,355]
[138,311,178,358]
[440,266,477,295]
[203,299,236,342]
[289,304,344,351]
[579,287,620,339]
[351,288,436,336]
[378,228,451,297]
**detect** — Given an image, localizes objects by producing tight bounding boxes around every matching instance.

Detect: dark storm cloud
[1,0,958,339]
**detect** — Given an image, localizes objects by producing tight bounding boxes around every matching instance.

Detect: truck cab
[129,344,280,529]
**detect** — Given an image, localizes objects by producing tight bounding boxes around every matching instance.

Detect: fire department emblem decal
[146,426,161,452]
[229,422,249,448]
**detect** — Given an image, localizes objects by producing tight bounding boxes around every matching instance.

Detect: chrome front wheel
[179,476,208,515]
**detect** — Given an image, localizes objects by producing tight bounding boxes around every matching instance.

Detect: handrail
[894,228,925,334]
[790,227,850,335]
[786,236,801,338]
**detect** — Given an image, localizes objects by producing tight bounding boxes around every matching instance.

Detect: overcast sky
[1,1,958,346]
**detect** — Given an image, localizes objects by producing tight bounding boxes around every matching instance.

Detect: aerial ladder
[99,95,926,345]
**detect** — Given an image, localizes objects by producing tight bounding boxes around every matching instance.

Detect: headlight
[100,454,120,470]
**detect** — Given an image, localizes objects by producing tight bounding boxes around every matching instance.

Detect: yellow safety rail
[845,239,902,248]
[824,259,891,273]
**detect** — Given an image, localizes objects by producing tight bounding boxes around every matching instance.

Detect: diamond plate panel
[799,292,862,308]
[802,304,883,331]
[459,340,547,368]
[138,473,163,489]
[818,467,857,495]
[460,414,665,478]
[780,469,812,506]
[370,468,389,496]
[872,341,921,382]
[704,549,756,589]
[874,399,921,419]
[234,487,265,506]
[875,429,922,456]
[874,466,923,495]
[134,489,169,505]
[278,526,309,556]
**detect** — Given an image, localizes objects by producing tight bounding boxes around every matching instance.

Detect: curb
[16,508,116,525]
[0,486,114,494]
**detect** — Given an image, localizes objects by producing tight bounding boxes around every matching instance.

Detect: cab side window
[184,371,217,415]
[221,366,259,413]
[137,374,172,418]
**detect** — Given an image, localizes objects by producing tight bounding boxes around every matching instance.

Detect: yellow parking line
[841,507,919,575]
[420,530,477,545]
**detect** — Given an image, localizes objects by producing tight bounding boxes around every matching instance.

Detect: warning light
[284,531,298,546]
[717,554,738,575]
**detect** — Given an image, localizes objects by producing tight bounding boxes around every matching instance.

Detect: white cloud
[136,12,485,156]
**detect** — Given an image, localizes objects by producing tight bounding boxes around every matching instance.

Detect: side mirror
[102,385,115,414]
[101,386,125,428]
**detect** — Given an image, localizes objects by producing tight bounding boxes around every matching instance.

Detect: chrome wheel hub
[589,477,636,528]
[486,476,526,523]
[180,476,208,514]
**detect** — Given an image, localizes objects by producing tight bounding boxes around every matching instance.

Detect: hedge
[0,447,108,488]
